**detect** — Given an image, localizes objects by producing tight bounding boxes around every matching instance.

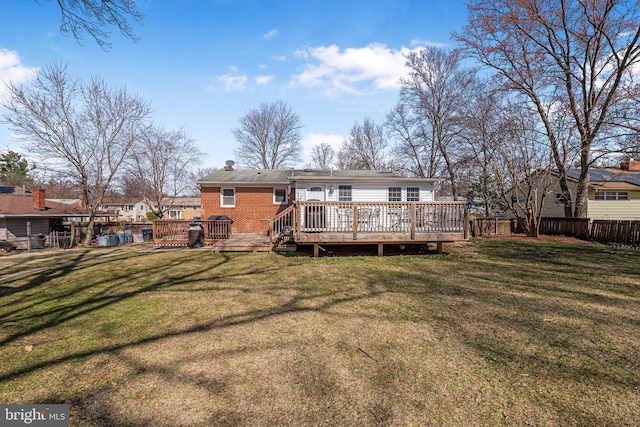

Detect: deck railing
[152,219,232,246]
[295,201,468,240]
[267,204,296,247]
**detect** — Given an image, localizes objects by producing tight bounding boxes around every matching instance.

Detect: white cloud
[0,49,38,100]
[263,29,279,40]
[255,75,273,85]
[218,73,247,92]
[273,55,287,61]
[410,38,447,48]
[290,43,419,96]
[301,132,345,157]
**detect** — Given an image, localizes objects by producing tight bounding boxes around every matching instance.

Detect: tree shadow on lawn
[1,241,638,425]
[375,242,640,424]
[0,250,385,377]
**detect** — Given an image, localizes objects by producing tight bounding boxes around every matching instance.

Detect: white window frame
[338,185,352,202]
[406,187,420,202]
[221,188,236,207]
[595,191,630,201]
[388,187,402,202]
[273,188,288,204]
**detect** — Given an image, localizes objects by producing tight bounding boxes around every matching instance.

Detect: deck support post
[313,244,319,258]
[436,242,443,254]
[378,243,384,256]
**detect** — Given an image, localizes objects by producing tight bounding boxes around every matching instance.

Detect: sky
[0,0,469,171]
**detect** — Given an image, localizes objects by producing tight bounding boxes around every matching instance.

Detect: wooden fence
[591,220,640,245]
[471,218,518,236]
[471,217,640,244]
[539,218,590,240]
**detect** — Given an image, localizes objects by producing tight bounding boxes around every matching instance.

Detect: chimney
[620,160,640,171]
[33,188,46,210]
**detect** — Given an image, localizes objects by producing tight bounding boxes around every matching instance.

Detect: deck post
[410,204,416,240]
[313,244,319,258]
[378,243,384,256]
[352,203,358,241]
[436,242,443,254]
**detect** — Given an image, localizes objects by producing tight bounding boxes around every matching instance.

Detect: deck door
[306,185,325,201]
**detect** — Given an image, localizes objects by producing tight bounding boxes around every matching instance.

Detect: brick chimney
[620,160,640,171]
[33,188,46,210]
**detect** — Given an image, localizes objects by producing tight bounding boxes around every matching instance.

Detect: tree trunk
[83,216,95,246]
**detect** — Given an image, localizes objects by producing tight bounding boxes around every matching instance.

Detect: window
[192,206,198,211]
[221,188,235,207]
[553,193,567,207]
[273,188,287,204]
[123,205,133,211]
[388,187,402,202]
[595,191,629,201]
[338,185,352,202]
[407,187,420,202]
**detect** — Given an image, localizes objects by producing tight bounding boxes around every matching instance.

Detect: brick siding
[201,186,292,233]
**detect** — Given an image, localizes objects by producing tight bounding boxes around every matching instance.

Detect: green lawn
[0,239,638,426]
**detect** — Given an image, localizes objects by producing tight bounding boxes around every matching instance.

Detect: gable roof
[197,169,441,186]
[0,194,90,217]
[160,197,201,207]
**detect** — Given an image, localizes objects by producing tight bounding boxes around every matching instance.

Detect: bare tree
[400,47,476,199]
[130,125,203,218]
[459,79,503,216]
[34,0,143,51]
[188,166,217,196]
[456,0,640,217]
[233,101,303,169]
[337,118,390,170]
[2,62,150,243]
[492,101,556,237]
[310,143,335,170]
[386,103,439,178]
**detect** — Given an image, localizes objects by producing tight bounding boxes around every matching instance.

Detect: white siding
[588,190,640,220]
[295,183,435,202]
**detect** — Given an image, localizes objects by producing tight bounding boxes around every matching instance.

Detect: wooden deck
[211,233,272,252]
[152,201,469,255]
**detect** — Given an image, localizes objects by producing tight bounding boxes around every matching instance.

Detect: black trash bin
[188,224,205,248]
[141,229,153,241]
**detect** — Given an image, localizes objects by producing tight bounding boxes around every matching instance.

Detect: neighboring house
[197,168,440,234]
[507,161,640,221]
[98,197,149,221]
[0,188,91,249]
[535,161,640,220]
[159,197,202,220]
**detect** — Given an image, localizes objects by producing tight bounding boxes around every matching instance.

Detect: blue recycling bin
[124,230,133,244]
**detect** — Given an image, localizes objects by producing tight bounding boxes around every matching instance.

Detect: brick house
[197,168,440,234]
